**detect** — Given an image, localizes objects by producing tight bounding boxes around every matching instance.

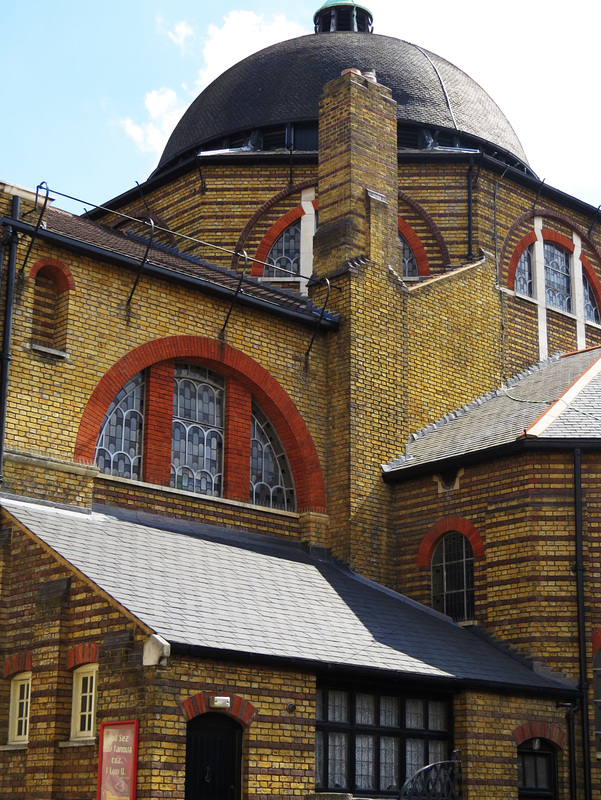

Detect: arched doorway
[185,713,242,800]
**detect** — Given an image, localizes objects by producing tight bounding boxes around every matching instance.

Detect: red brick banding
[66,643,100,670]
[513,721,566,749]
[29,257,76,293]
[179,692,257,727]
[4,651,32,678]
[74,336,326,512]
[417,516,485,567]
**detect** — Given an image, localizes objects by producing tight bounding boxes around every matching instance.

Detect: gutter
[0,216,339,332]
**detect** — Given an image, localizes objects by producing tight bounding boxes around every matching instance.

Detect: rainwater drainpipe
[0,195,19,485]
[574,447,592,800]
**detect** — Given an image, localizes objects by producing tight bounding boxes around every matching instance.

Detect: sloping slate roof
[41,207,332,322]
[2,497,569,692]
[158,32,527,172]
[384,348,601,474]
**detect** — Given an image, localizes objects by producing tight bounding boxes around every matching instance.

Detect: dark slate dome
[155,29,529,176]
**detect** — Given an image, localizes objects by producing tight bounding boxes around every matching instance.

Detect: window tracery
[95,374,145,480]
[515,245,534,298]
[544,242,571,313]
[250,404,295,511]
[399,233,418,279]
[265,220,301,277]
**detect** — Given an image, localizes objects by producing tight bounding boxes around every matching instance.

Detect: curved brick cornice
[74,336,326,512]
[179,692,257,727]
[231,179,318,271]
[398,215,430,276]
[29,257,75,293]
[417,516,485,568]
[512,721,566,749]
[4,651,32,678]
[500,207,601,286]
[398,189,449,266]
[66,643,100,670]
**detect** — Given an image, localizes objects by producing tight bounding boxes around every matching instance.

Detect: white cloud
[121,88,187,155]
[156,15,194,52]
[196,11,308,91]
[122,11,308,158]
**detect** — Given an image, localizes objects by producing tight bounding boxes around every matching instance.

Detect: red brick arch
[4,651,32,679]
[179,692,257,727]
[252,201,318,277]
[74,336,326,512]
[417,516,485,568]
[29,257,75,293]
[512,721,566,749]
[398,215,430,276]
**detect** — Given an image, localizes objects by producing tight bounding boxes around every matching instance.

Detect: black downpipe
[565,699,579,800]
[0,195,19,485]
[574,447,592,799]
[467,157,474,261]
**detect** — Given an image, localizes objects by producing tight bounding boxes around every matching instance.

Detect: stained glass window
[265,220,301,277]
[583,273,600,324]
[544,242,572,313]
[250,404,296,511]
[399,233,418,278]
[171,364,224,496]
[515,246,534,297]
[95,373,145,480]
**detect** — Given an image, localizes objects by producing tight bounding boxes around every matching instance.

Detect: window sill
[0,743,28,750]
[30,342,70,360]
[59,738,97,748]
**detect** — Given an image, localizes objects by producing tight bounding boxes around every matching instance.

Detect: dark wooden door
[185,713,242,800]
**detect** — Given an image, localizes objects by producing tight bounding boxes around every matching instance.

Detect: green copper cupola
[314,0,374,33]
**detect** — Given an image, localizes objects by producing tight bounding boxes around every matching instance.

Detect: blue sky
[2,0,599,214]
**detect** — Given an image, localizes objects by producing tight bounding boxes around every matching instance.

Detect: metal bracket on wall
[126,217,155,309]
[220,251,248,338]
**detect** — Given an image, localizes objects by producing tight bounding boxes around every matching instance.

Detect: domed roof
[156,30,528,175]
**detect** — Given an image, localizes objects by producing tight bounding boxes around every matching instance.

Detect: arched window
[250,404,295,511]
[171,365,224,496]
[544,242,571,313]
[583,273,600,323]
[431,532,474,622]
[95,374,145,481]
[265,220,301,277]
[186,713,242,800]
[517,738,557,799]
[399,234,418,279]
[94,364,296,510]
[515,246,534,298]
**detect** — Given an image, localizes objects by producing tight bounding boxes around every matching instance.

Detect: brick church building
[1,2,601,798]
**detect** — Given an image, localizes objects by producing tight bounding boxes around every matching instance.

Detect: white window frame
[70,664,98,741]
[8,671,31,745]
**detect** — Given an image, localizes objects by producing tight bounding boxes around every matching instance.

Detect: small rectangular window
[8,672,31,744]
[71,664,98,740]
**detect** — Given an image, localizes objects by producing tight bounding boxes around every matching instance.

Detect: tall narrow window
[517,739,557,799]
[250,404,296,511]
[583,274,600,324]
[431,532,475,622]
[95,373,145,480]
[265,220,301,277]
[70,664,98,740]
[544,243,571,313]
[8,672,31,745]
[171,365,224,496]
[515,246,534,298]
[399,234,418,279]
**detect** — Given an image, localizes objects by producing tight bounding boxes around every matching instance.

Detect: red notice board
[97,720,139,800]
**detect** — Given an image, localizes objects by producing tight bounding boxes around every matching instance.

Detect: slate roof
[2,496,573,693]
[384,347,601,476]
[157,32,527,173]
[8,206,337,327]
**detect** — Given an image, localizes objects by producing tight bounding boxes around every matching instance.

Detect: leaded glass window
[544,242,572,313]
[399,233,418,278]
[515,246,534,297]
[265,220,301,277]
[316,688,450,794]
[431,532,475,622]
[250,403,296,510]
[583,273,600,324]
[171,364,224,496]
[95,373,145,480]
